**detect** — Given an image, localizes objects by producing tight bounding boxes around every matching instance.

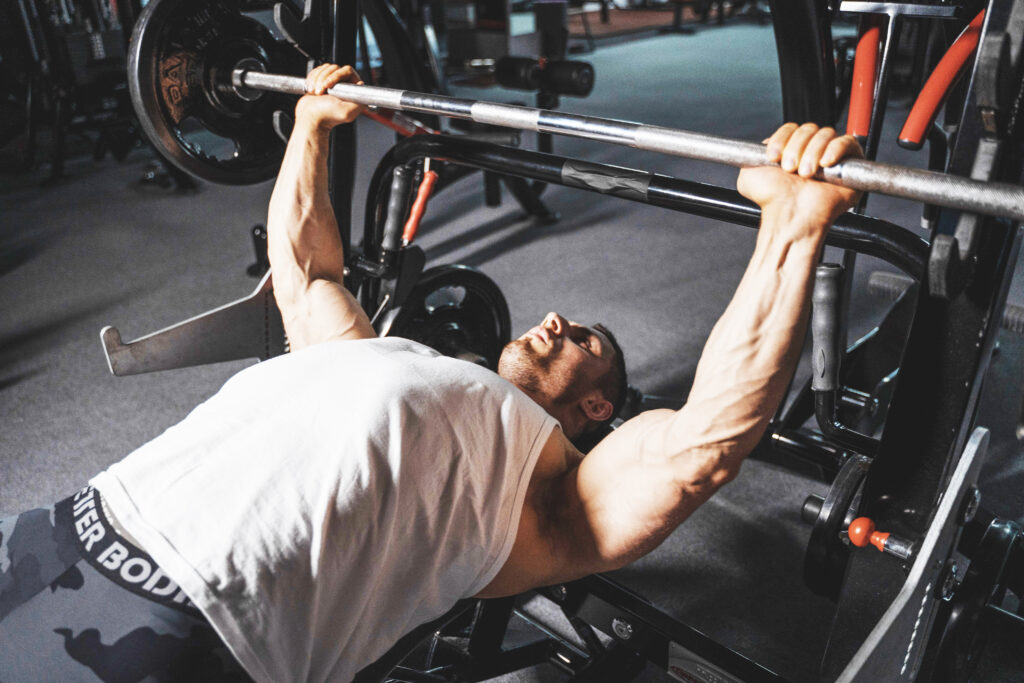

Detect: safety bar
[363,135,930,279]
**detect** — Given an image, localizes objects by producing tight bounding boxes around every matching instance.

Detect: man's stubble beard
[497,339,548,396]
[498,339,585,407]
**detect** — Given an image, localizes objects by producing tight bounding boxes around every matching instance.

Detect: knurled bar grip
[235,70,1024,223]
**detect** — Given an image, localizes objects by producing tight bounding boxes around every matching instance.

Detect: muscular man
[0,64,861,682]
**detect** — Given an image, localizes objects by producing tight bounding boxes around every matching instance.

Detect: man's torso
[92,337,557,681]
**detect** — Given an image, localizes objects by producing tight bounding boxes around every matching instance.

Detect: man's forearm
[266,118,346,298]
[662,204,825,479]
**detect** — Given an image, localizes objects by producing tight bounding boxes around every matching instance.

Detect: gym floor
[2,18,1023,683]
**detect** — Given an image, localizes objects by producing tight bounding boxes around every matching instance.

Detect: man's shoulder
[271,336,440,377]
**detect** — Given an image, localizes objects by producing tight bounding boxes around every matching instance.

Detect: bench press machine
[102,0,1024,679]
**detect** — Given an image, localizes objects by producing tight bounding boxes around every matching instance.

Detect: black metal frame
[819,0,1024,671]
[353,134,928,284]
[767,0,838,127]
[763,0,1024,678]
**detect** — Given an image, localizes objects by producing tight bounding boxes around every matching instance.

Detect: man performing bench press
[0,63,862,681]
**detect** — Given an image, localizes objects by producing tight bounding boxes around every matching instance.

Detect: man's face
[497,312,615,409]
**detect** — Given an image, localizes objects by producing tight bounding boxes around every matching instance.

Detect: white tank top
[92,337,557,682]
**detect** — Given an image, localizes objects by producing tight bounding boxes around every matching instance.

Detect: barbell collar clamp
[231,58,267,102]
[233,69,1024,223]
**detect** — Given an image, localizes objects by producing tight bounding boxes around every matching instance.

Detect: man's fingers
[314,65,343,94]
[306,64,333,94]
[304,64,364,98]
[333,65,362,85]
[780,123,819,173]
[305,63,347,94]
[821,134,864,167]
[797,127,835,178]
[304,64,327,93]
[318,65,345,92]
[765,122,799,162]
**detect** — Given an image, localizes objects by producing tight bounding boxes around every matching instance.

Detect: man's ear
[580,392,614,423]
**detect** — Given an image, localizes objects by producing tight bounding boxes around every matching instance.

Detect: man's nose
[543,312,565,337]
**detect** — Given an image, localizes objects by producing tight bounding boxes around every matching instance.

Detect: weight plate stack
[128,0,301,184]
[803,453,871,600]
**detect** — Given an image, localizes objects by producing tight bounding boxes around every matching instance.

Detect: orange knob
[848,516,890,552]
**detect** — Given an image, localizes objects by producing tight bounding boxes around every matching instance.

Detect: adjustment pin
[847,517,913,561]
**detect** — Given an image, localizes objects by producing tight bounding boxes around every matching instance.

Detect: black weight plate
[804,453,870,599]
[128,0,295,185]
[381,265,511,370]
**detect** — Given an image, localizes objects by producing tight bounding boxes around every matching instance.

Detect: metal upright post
[862,11,903,162]
[327,0,358,265]
[845,8,902,359]
[766,0,837,127]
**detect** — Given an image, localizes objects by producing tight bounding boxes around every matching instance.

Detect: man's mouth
[526,327,551,346]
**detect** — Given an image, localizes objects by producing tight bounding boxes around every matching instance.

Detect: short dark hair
[592,322,628,427]
[570,323,628,453]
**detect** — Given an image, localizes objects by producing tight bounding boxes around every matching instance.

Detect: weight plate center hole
[424,285,468,313]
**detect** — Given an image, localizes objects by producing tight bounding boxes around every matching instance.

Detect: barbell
[129,0,1024,222]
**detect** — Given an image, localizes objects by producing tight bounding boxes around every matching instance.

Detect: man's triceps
[278,278,376,350]
[557,413,720,572]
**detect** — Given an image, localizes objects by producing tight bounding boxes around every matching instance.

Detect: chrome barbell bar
[235,69,1024,224]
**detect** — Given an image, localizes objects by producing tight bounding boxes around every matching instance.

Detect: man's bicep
[274,275,376,351]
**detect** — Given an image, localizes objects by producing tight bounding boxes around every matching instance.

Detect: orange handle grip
[847,20,881,139]
[402,170,439,244]
[898,11,985,150]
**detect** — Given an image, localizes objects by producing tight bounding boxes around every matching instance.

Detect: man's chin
[497,340,526,376]
[497,340,543,388]
[501,337,532,357]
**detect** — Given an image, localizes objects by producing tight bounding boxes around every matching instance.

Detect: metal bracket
[837,427,991,682]
[246,223,270,277]
[273,1,317,59]
[100,270,286,376]
[976,32,1013,136]
[928,138,1002,299]
[371,245,426,329]
[272,110,294,144]
[975,0,1024,136]
[837,2,959,18]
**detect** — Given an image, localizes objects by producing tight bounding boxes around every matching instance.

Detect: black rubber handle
[812,263,844,392]
[382,165,413,253]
